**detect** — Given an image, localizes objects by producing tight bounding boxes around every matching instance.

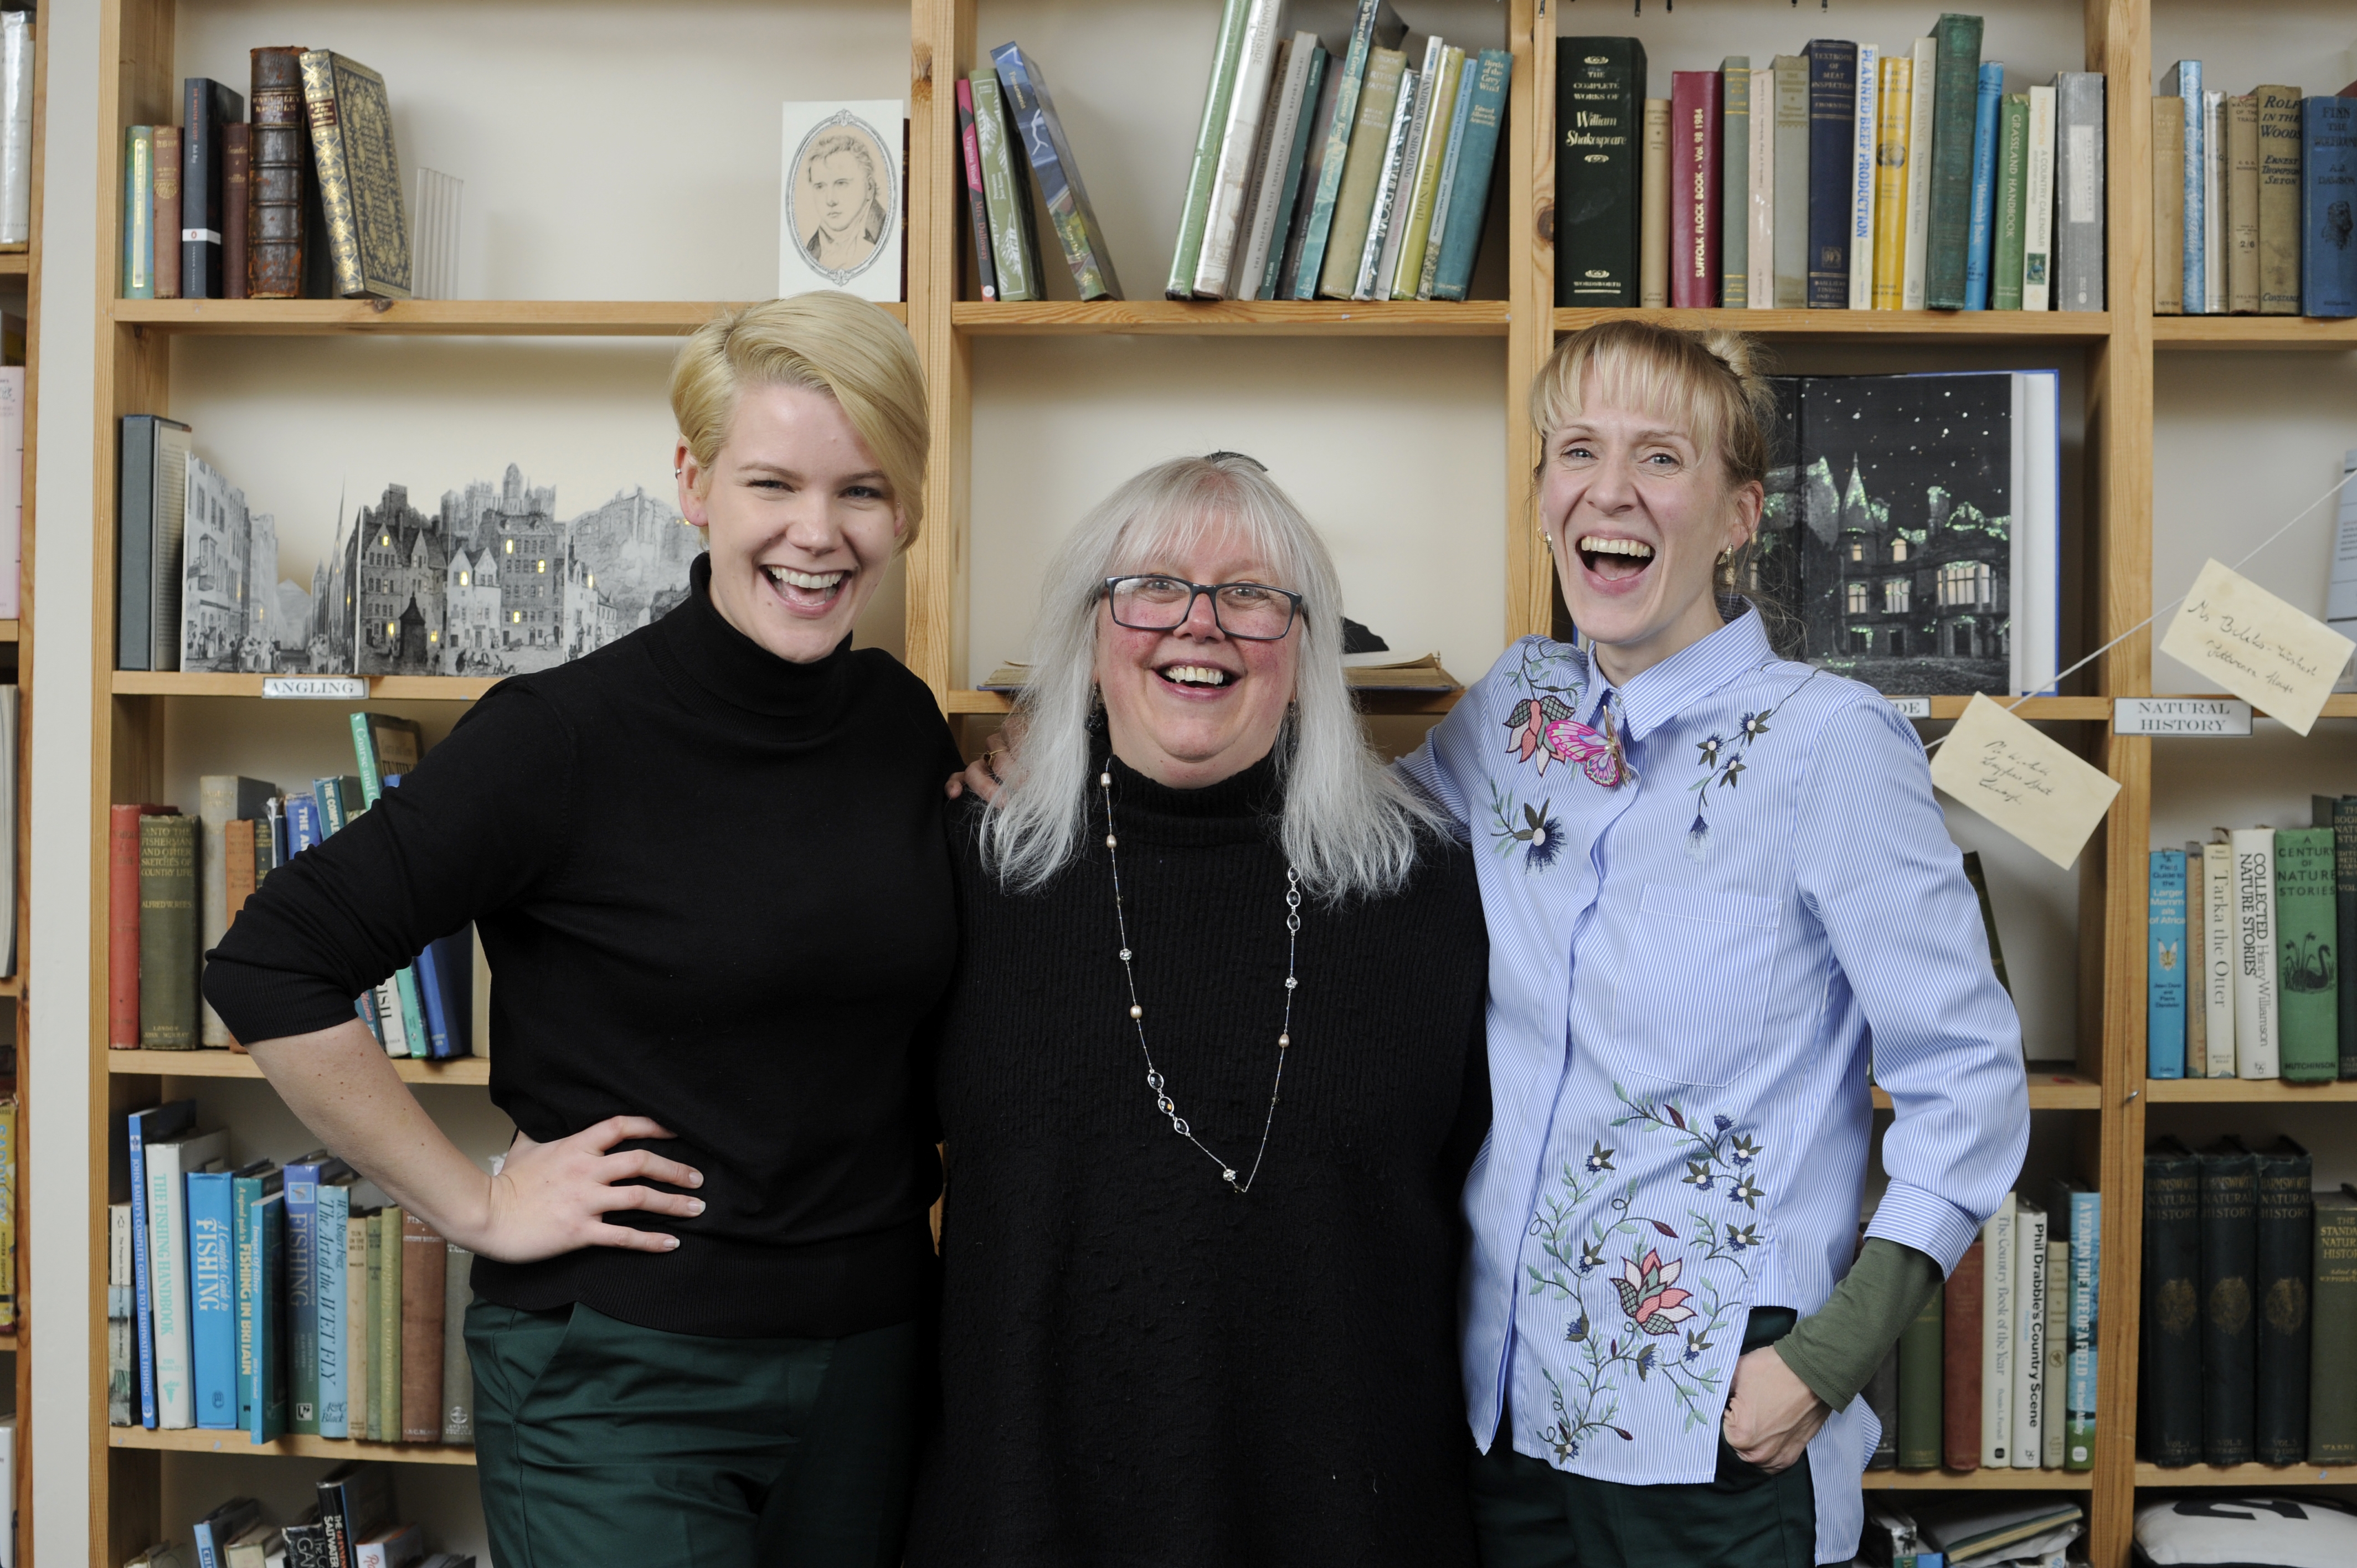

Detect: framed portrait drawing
[779,101,905,301]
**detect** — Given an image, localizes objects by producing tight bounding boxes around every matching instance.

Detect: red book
[1942,1237,1984,1471]
[108,803,179,1048]
[151,126,183,301]
[222,123,250,301]
[1669,71,1722,308]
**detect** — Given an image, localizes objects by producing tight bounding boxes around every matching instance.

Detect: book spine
[1638,99,1670,307]
[2205,840,2238,1077]
[2254,1142,2313,1464]
[2170,64,2205,312]
[992,47,1123,301]
[137,815,198,1049]
[1289,3,1384,299]
[2010,1203,2045,1467]
[1168,0,1253,297]
[1392,45,1460,301]
[380,1205,404,1443]
[967,73,1039,305]
[1241,39,1313,301]
[1433,50,1509,303]
[2205,92,2225,312]
[1846,45,1878,310]
[347,1213,368,1438]
[1990,97,2027,310]
[1349,64,1419,300]
[1772,55,1810,308]
[2148,850,2188,1077]
[2054,73,2106,311]
[2274,828,2339,1080]
[1365,50,1434,300]
[284,1159,322,1436]
[0,15,24,243]
[1721,60,1749,306]
[1980,1197,2015,1466]
[2186,840,2209,1075]
[1263,47,1329,300]
[129,1115,164,1427]
[2333,798,2357,1079]
[1748,67,1776,309]
[1804,42,1857,308]
[1963,63,2004,310]
[249,48,308,300]
[2042,1236,2070,1467]
[2305,97,2357,318]
[442,1243,475,1443]
[152,125,182,300]
[2232,827,2281,1078]
[2065,1187,2099,1469]
[1318,47,1405,298]
[116,416,156,670]
[316,1183,348,1438]
[188,1171,238,1429]
[146,1142,197,1427]
[403,1213,448,1441]
[2312,1195,2357,1464]
[233,1176,259,1433]
[1414,55,1473,300]
[2256,86,2302,314]
[365,1211,384,1440]
[299,50,366,298]
[259,1190,287,1440]
[2228,94,2260,313]
[124,127,154,299]
[2022,85,2056,311]
[1896,1280,1942,1468]
[222,123,250,301]
[110,1203,135,1426]
[1671,71,1721,308]
[2142,1142,2202,1466]
[2199,1141,2257,1465]
[1871,57,1911,310]
[1865,1341,1897,1468]
[1924,16,1984,310]
[954,80,996,302]
[109,805,145,1048]
[1195,0,1285,298]
[1555,38,1644,307]
[181,82,213,297]
[1941,1237,1983,1470]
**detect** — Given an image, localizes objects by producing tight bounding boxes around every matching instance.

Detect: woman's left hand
[1721,1345,1830,1473]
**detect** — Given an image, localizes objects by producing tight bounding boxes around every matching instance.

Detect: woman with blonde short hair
[207,291,955,1567]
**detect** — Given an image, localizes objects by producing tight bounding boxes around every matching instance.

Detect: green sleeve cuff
[1773,1238,1945,1411]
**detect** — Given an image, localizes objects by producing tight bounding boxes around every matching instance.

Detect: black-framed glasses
[1102,575,1304,641]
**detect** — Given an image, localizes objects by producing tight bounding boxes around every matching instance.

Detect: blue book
[126,1100,197,1428]
[316,1176,352,1437]
[2303,96,2357,319]
[2163,61,2205,314]
[1432,49,1511,302]
[231,1160,284,1441]
[2049,1178,2101,1471]
[992,42,1122,300]
[1287,0,1403,299]
[2149,849,2188,1077]
[1964,62,2005,309]
[282,1149,349,1435]
[285,792,320,853]
[294,786,385,1044]
[191,1497,262,1568]
[1803,39,1859,308]
[1255,45,1329,301]
[187,1167,239,1428]
[414,927,474,1060]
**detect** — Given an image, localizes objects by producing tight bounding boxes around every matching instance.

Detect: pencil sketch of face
[793,122,892,279]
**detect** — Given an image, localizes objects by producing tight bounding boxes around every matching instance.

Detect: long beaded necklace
[1099,761,1300,1195]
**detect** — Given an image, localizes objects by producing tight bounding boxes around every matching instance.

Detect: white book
[1236,33,1319,301]
[0,13,29,245]
[145,1128,230,1428]
[1352,64,1421,300]
[0,1416,12,1568]
[1747,66,1776,307]
[2204,839,2238,1077]
[2204,90,2225,314]
[2011,1198,2047,1467]
[2021,85,2056,311]
[1372,36,1444,300]
[1417,55,1478,301]
[1902,37,1938,309]
[373,973,411,1059]
[0,365,22,621]
[1229,38,1294,302]
[1193,0,1290,298]
[1980,1193,2016,1468]
[1396,44,1463,300]
[2042,1236,2070,1468]
[2327,449,2357,688]
[2009,370,2061,695]
[2231,827,2281,1078]
[1847,44,1879,310]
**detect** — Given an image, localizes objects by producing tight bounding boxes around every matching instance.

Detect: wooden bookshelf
[2133,1461,2357,1488]
[1552,306,2116,343]
[109,671,499,702]
[2141,1077,2357,1104]
[951,298,1512,336]
[105,1050,490,1086]
[2152,316,2357,350]
[109,1429,479,1466]
[107,298,910,337]
[1862,1467,2097,1491]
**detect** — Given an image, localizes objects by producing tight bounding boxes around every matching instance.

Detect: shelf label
[261,676,367,700]
[2112,698,2252,737]
[1928,694,2121,870]
[2158,559,2354,735]
[1887,697,1933,719]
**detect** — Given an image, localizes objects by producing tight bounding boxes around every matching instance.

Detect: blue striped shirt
[1400,610,2026,1563]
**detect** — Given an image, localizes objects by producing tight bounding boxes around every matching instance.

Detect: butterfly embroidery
[1505,696,1634,787]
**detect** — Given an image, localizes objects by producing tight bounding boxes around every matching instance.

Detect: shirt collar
[1584,608,1775,743]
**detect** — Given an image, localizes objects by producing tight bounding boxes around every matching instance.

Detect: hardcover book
[2231,827,2281,1078]
[2256,86,2302,313]
[2153,97,2186,316]
[2021,85,2056,311]
[182,77,245,298]
[126,1100,197,1428]
[778,101,904,302]
[137,814,199,1049]
[1903,40,1938,308]
[152,125,181,301]
[1847,44,1879,311]
[1670,70,1723,308]
[1195,0,1286,298]
[2273,826,2339,1081]
[994,45,1120,303]
[2204,838,2237,1079]
[197,776,277,1047]
[146,1126,230,1428]
[1237,35,1320,301]
[1287,0,1407,300]
[1871,56,1911,311]
[232,1162,285,1442]
[298,50,411,299]
[1355,53,1425,301]
[1897,1279,1943,1467]
[1413,53,1475,300]
[116,410,193,672]
[1388,43,1460,302]
[1990,92,2027,311]
[1167,0,1253,297]
[1639,99,1670,306]
[2316,795,2357,1077]
[1942,1235,1983,1470]
[2149,849,2188,1077]
[969,72,1043,303]
[442,1241,476,1443]
[2049,1177,2100,1470]
[954,80,996,302]
[2313,1189,2357,1465]
[2304,96,2357,318]
[2164,61,2206,313]
[1923,16,1984,311]
[1803,40,1858,308]
[1963,61,2004,309]
[2252,1138,2312,1464]
[402,1211,448,1441]
[123,126,154,298]
[187,1165,239,1429]
[1980,1193,2016,1467]
[2198,1136,2257,1465]
[1722,59,1750,307]
[2010,1196,2046,1468]
[1255,42,1329,301]
[223,122,250,301]
[247,47,310,301]
[2140,1136,2201,1467]
[1772,54,1810,308]
[2041,1239,2068,1468]
[2227,94,2260,314]
[2186,840,2207,1074]
[1319,46,1406,298]
[1750,64,1777,310]
[2054,73,2106,311]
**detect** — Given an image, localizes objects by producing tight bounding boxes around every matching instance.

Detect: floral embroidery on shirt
[1683,667,1826,862]
[1485,781,1566,872]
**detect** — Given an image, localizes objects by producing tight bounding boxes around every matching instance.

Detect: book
[954,80,997,302]
[153,125,182,300]
[2205,838,2237,1078]
[317,1461,397,1568]
[233,1161,285,1442]
[1239,36,1319,301]
[2010,1196,2045,1467]
[2198,1136,2257,1465]
[2231,826,2281,1079]
[1866,1340,1898,1469]
[354,1526,425,1568]
[1639,98,1670,307]
[124,126,155,298]
[148,1125,231,1427]
[2141,1136,2202,1467]
[1964,61,2004,310]
[110,1201,137,1425]
[1167,0,1253,298]
[248,47,310,300]
[402,1211,447,1442]
[365,1209,385,1440]
[193,1498,264,1568]
[1981,1192,2016,1466]
[2256,86,2302,314]
[1414,53,1476,300]
[2274,826,2339,1081]
[2312,1189,2357,1464]
[187,1165,240,1429]
[1288,0,1405,301]
[1923,16,1984,311]
[1748,64,1776,309]
[182,77,245,298]
[443,1241,475,1443]
[280,1507,328,1568]
[2304,96,2357,318]
[2186,840,2209,1075]
[0,12,27,245]
[1258,43,1330,301]
[351,718,429,1058]
[1903,39,1938,308]
[967,71,1042,303]
[2049,1178,2100,1471]
[2253,1137,2312,1465]
[1847,44,1879,310]
[224,1521,282,1568]
[1896,1277,1943,1468]
[1350,60,1419,301]
[1194,0,1286,298]
[1912,1498,2085,1562]
[2204,89,2225,313]
[1319,46,1406,299]
[1365,41,1437,301]
[111,804,177,1046]
[1670,71,1722,308]
[2227,93,2260,313]
[993,44,1121,302]
[2148,849,2188,1078]
[316,1173,355,1439]
[2054,73,2106,311]
[2163,61,2205,313]
[1390,44,1460,302]
[1772,54,1810,308]
[1871,55,1910,310]
[1804,40,1857,309]
[223,123,250,300]
[283,1149,351,1437]
[0,364,17,624]
[115,413,194,671]
[1960,850,2013,993]
[2317,796,2357,1078]
[199,776,278,1048]
[2022,85,2056,311]
[348,1208,370,1440]
[1721,59,1750,308]
[127,1100,197,1428]
[379,1205,404,1447]
[1942,1235,1983,1470]
[139,813,200,1049]
[299,50,410,299]
[1275,54,1346,298]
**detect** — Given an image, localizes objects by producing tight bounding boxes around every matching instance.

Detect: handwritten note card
[2158,558,2355,735]
[1928,695,2122,869]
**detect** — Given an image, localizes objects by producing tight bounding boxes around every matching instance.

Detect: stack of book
[2149,66,2357,318]
[959,43,1121,302]
[1868,1181,2101,1474]
[112,1102,477,1454]
[1864,1495,2086,1568]
[121,47,411,302]
[171,1477,474,1568]
[2140,1139,2357,1469]
[2146,803,2357,1082]
[1559,18,2106,312]
[112,713,475,1062]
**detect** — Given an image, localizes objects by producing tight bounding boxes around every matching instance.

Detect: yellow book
[1391,45,1463,300]
[1640,99,1671,307]
[1316,48,1407,299]
[1871,57,1912,309]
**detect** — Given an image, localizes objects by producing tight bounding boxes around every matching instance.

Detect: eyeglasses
[1102,575,1304,641]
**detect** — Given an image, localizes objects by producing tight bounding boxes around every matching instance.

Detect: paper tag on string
[1928,695,2121,869]
[2158,558,2354,735]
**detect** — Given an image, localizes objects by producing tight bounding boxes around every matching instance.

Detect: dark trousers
[1469,1309,1821,1568]
[467,1299,923,1568]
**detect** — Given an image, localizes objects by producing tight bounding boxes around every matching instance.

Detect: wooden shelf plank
[1862,1467,2094,1489]
[109,299,902,337]
[0,250,25,277]
[1874,1067,2101,1112]
[2143,1076,2357,1103]
[2153,316,2357,350]
[110,671,500,701]
[109,1428,477,1466]
[1552,307,2112,343]
[107,1049,488,1086]
[2141,693,2357,722]
[0,620,19,641]
[954,299,1511,336]
[2135,1461,2357,1487]
[0,1335,16,1353]
[1914,697,2110,720]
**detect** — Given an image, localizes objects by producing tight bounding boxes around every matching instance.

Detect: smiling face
[1541,398,1763,686]
[1094,522,1301,790]
[676,381,904,663]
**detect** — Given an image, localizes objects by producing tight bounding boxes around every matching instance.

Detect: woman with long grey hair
[906,453,1491,1566]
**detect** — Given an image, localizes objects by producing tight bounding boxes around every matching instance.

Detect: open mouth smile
[1156,662,1236,690]
[763,564,848,611]
[1576,535,1656,583]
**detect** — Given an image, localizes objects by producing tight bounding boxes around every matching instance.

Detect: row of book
[2145,804,2357,1082]
[1861,1494,2085,1568]
[1557,18,2106,313]
[112,1100,476,1450]
[142,1474,473,1568]
[1868,1183,2099,1474]
[112,713,475,1061]
[1162,1,1507,305]
[2152,65,2357,318]
[2139,1138,2357,1468]
[121,47,412,303]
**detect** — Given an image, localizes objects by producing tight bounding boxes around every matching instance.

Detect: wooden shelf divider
[109,1428,480,1467]
[109,298,902,336]
[105,1049,489,1086]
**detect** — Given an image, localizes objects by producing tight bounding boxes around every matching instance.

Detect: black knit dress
[907,749,1491,1568]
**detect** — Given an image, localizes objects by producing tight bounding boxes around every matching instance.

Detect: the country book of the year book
[1980,1192,2016,1467]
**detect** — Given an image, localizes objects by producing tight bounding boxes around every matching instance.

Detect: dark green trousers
[466,1299,922,1568]
[1469,1309,1820,1568]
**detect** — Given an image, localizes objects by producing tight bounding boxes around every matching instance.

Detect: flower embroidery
[1684,668,1826,862]
[1486,782,1566,872]
[1585,1142,1616,1173]
[1504,697,1633,787]
[1613,1249,1697,1335]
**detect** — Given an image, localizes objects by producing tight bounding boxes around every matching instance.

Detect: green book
[123,126,155,299]
[378,1205,402,1442]
[1166,0,1253,298]
[1896,1281,1943,1468]
[2312,795,2357,1077]
[2274,827,2339,1081]
[1390,45,1461,300]
[2313,1190,2357,1465]
[1318,46,1406,298]
[1289,0,1406,300]
[1924,14,1985,310]
[137,814,199,1048]
[1991,92,2029,308]
[352,714,432,1059]
[1721,57,1751,306]
[969,72,1043,303]
[364,1210,384,1441]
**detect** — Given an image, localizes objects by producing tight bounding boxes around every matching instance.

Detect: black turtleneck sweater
[203,556,961,1338]
[908,752,1491,1568]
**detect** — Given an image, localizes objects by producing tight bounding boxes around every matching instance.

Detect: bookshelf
[63,2,2357,1566]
